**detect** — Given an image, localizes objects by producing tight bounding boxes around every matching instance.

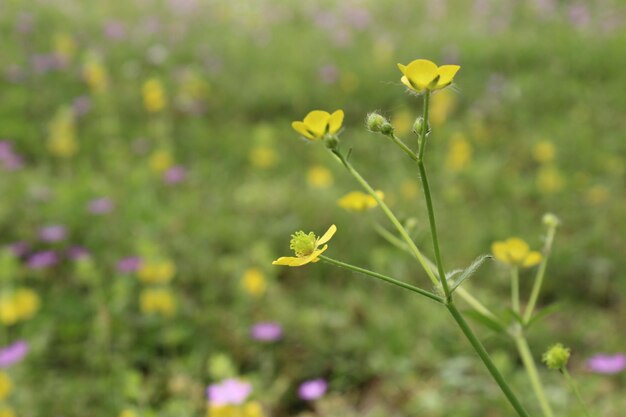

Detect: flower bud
[324,136,339,150]
[542,213,561,228]
[412,117,429,135]
[365,112,387,133]
[542,343,570,370]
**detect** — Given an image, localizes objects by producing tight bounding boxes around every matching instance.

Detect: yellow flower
[446,133,472,172]
[207,402,264,417]
[0,372,11,401]
[292,110,344,141]
[83,58,109,94]
[242,401,264,417]
[536,165,565,194]
[140,288,176,317]
[272,225,337,267]
[397,59,460,93]
[0,297,19,325]
[119,409,139,417]
[337,191,384,212]
[307,165,333,188]
[13,288,40,320]
[249,146,278,169]
[241,268,267,297]
[138,260,176,284]
[48,106,78,158]
[492,238,542,268]
[0,406,16,417]
[142,78,167,112]
[54,33,77,60]
[532,141,556,164]
[429,89,457,127]
[149,150,174,173]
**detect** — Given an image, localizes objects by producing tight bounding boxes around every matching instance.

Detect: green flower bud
[542,343,570,370]
[380,121,394,136]
[324,135,339,150]
[542,213,561,228]
[365,112,387,133]
[412,117,429,135]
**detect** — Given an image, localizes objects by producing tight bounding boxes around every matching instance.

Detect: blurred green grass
[0,0,624,416]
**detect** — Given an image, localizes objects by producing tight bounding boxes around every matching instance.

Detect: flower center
[289,231,317,257]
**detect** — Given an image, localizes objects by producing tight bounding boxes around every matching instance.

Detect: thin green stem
[386,132,418,161]
[416,91,451,300]
[331,150,439,287]
[511,267,520,314]
[448,302,532,417]
[524,225,557,323]
[562,368,592,417]
[319,255,443,304]
[372,221,410,252]
[514,334,555,417]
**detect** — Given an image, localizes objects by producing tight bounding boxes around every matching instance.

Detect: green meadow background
[0,0,624,416]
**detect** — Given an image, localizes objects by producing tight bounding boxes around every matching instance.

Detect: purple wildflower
[298,378,327,401]
[27,250,59,269]
[250,322,283,342]
[163,166,187,184]
[0,340,29,368]
[67,246,90,260]
[39,225,67,242]
[117,256,143,273]
[587,354,626,374]
[0,141,24,171]
[207,378,252,406]
[87,197,114,214]
[7,241,30,257]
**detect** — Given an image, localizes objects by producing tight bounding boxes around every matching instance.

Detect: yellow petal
[491,241,509,264]
[405,59,439,90]
[303,110,331,137]
[522,251,542,268]
[316,225,337,246]
[328,110,344,134]
[400,75,415,90]
[396,63,408,75]
[506,238,530,264]
[292,121,315,140]
[435,65,460,88]
[272,256,301,266]
[286,245,329,267]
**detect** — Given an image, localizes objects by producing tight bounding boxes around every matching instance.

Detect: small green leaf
[450,255,493,292]
[464,310,507,334]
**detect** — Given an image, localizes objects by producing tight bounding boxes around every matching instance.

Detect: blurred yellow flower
[391,109,412,136]
[397,59,460,93]
[307,165,333,188]
[337,190,384,212]
[143,78,167,113]
[82,57,108,94]
[585,185,609,206]
[292,110,344,141]
[13,288,40,320]
[48,106,78,158]
[119,409,139,417]
[532,141,556,164]
[207,402,264,417]
[536,165,565,194]
[0,298,19,325]
[149,150,174,173]
[0,372,11,401]
[140,288,176,317]
[138,260,176,284]
[241,268,267,297]
[429,89,457,127]
[54,33,77,60]
[0,407,16,417]
[446,133,472,172]
[492,238,542,268]
[249,146,278,169]
[272,225,337,267]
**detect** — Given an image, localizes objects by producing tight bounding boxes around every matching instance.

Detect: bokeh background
[0,0,625,416]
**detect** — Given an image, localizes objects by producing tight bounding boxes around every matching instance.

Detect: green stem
[523,225,557,324]
[331,150,439,287]
[511,267,520,314]
[372,221,411,253]
[514,334,555,417]
[319,255,443,304]
[416,91,451,300]
[448,302,532,417]
[386,132,418,161]
[562,368,592,417]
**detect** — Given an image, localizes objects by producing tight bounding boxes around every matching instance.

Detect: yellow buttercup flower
[532,141,556,164]
[307,165,333,188]
[249,146,278,169]
[397,59,460,94]
[492,238,542,268]
[149,150,174,173]
[337,191,384,212]
[272,225,337,267]
[48,106,78,158]
[292,110,344,141]
[142,78,167,113]
[241,268,267,297]
[83,58,109,94]
[139,288,176,317]
[13,288,40,320]
[446,133,472,172]
[0,372,11,401]
[138,260,176,284]
[207,402,264,417]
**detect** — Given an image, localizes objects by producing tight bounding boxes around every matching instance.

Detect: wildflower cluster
[137,259,177,317]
